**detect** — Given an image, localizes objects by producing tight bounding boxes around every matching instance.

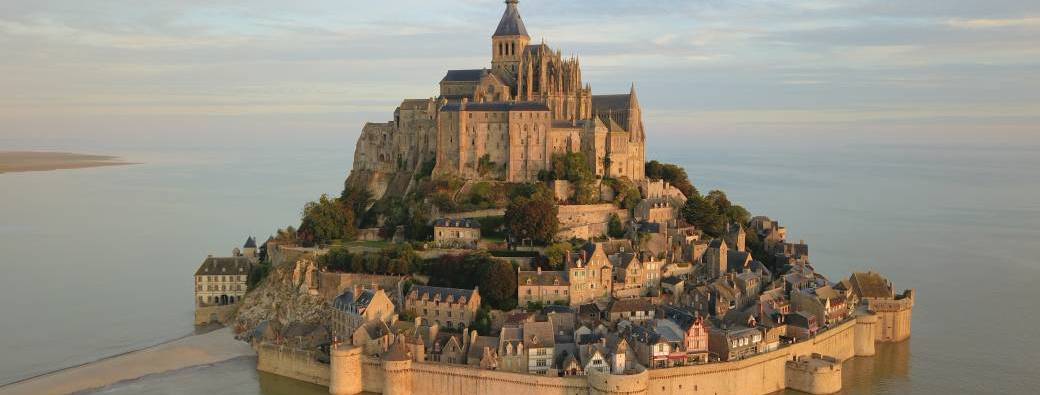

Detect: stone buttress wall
[256,343,330,386]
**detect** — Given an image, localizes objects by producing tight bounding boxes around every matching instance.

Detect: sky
[1,0,1038,146]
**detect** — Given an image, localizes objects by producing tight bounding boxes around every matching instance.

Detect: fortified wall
[557,204,631,240]
[258,308,912,395]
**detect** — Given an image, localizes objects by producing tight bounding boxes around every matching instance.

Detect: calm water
[1,132,1038,394]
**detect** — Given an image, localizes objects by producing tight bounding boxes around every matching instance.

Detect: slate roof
[440,102,550,112]
[728,251,752,272]
[523,321,555,348]
[409,285,477,303]
[194,256,252,276]
[591,94,633,113]
[333,289,377,312]
[609,298,654,314]
[493,0,529,37]
[849,272,893,299]
[433,218,481,229]
[441,69,487,83]
[518,270,569,286]
[243,236,257,248]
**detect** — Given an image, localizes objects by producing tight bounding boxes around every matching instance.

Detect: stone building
[517,267,570,306]
[432,218,481,247]
[194,255,253,307]
[404,285,481,330]
[565,243,614,306]
[346,0,647,200]
[332,287,397,340]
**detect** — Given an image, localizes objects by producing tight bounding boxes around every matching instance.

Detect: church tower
[491,0,530,79]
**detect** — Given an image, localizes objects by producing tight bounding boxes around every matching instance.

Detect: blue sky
[1,0,1038,144]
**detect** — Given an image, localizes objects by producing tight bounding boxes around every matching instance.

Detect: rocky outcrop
[232,260,331,339]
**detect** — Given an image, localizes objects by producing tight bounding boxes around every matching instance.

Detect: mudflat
[0,328,254,395]
[0,151,133,174]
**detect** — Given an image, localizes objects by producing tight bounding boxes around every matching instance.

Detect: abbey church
[349,0,646,199]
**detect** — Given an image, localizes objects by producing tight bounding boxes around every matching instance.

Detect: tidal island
[196,2,914,394]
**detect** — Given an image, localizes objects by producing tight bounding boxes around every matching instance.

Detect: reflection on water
[95,341,912,395]
[831,341,912,395]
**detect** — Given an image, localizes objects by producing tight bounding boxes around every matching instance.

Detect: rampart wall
[259,308,909,395]
[256,343,330,386]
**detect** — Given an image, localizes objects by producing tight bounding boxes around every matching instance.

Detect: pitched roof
[194,256,252,276]
[609,298,654,313]
[433,218,481,229]
[518,270,569,286]
[591,94,633,113]
[522,321,555,348]
[441,69,487,83]
[849,272,893,299]
[243,236,257,248]
[409,285,477,303]
[493,0,529,38]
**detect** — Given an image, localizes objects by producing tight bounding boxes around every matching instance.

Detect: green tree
[681,194,725,237]
[551,152,597,204]
[298,194,357,246]
[504,193,559,244]
[476,255,518,309]
[607,214,626,239]
[645,160,699,198]
[339,184,373,227]
[544,242,573,270]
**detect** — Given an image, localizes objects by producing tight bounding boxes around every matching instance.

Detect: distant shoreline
[0,328,254,395]
[0,151,136,174]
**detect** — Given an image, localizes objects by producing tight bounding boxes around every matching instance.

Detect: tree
[551,152,597,204]
[681,194,725,237]
[476,255,518,309]
[645,160,698,198]
[544,242,573,270]
[607,214,626,239]
[339,184,373,226]
[298,194,357,246]
[504,193,559,244]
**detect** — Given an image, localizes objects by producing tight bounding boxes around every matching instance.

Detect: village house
[611,252,662,298]
[497,325,527,373]
[786,311,819,340]
[607,297,656,323]
[662,306,710,364]
[708,324,763,362]
[523,320,556,374]
[331,287,397,339]
[404,285,481,330]
[565,243,615,306]
[433,218,481,247]
[517,267,570,306]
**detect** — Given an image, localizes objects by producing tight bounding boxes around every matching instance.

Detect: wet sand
[0,328,254,395]
[0,152,133,174]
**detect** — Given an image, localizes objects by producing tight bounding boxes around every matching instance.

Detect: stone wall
[256,343,330,386]
[194,304,235,325]
[557,204,630,240]
[316,312,898,395]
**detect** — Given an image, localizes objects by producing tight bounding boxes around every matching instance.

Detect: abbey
[350,0,645,198]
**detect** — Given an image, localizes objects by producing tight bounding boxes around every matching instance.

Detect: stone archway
[220,294,229,305]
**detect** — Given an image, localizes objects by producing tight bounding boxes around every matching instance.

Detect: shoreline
[0,328,254,395]
[0,151,136,174]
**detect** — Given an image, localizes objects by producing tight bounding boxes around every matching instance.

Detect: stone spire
[494,0,529,38]
[629,82,640,110]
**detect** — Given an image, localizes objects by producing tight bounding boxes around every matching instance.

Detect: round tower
[382,340,413,395]
[329,343,363,395]
[854,313,878,357]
